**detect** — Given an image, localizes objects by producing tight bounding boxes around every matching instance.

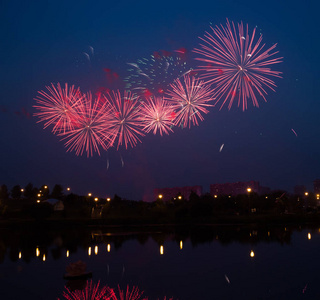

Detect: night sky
[1,0,319,200]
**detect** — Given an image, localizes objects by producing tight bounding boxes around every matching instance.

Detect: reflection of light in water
[308,233,311,240]
[19,252,21,259]
[180,240,183,250]
[95,245,98,255]
[88,247,92,256]
[107,244,111,252]
[160,245,164,255]
[36,247,40,257]
[42,254,46,261]
[66,250,69,257]
[268,231,270,237]
[250,250,255,258]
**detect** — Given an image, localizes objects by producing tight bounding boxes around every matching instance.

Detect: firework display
[165,74,215,128]
[103,90,145,149]
[139,96,175,136]
[194,19,282,110]
[60,280,107,300]
[34,83,83,134]
[59,92,112,157]
[34,20,282,156]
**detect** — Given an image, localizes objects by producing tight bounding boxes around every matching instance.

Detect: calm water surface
[0,225,319,299]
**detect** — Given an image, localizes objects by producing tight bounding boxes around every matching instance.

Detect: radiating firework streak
[194,19,282,110]
[33,83,83,133]
[140,96,175,136]
[59,92,112,157]
[165,74,215,128]
[106,285,147,300]
[103,90,144,149]
[59,280,108,300]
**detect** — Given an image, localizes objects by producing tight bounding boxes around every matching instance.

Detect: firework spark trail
[59,92,113,157]
[193,19,282,110]
[139,96,175,135]
[291,128,298,137]
[33,83,83,134]
[165,74,215,128]
[103,90,145,149]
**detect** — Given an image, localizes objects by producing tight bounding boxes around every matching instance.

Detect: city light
[180,241,183,250]
[36,247,40,257]
[247,188,252,193]
[94,245,98,255]
[94,197,98,202]
[305,192,309,196]
[44,186,48,189]
[42,254,46,261]
[317,194,320,200]
[106,197,111,202]
[160,245,164,255]
[19,252,21,259]
[21,189,24,192]
[178,195,182,200]
[66,250,69,258]
[250,250,255,257]
[67,187,71,191]
[214,195,218,198]
[37,193,41,197]
[107,244,111,252]
[37,200,40,203]
[88,247,92,256]
[308,233,311,240]
[158,194,163,199]
[88,193,92,197]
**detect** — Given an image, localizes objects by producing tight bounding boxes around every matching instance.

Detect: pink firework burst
[193,19,282,110]
[59,280,108,300]
[140,96,175,136]
[165,74,215,128]
[33,83,83,134]
[106,285,147,300]
[60,92,112,157]
[103,90,144,149]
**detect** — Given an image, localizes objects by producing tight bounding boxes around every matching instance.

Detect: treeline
[0,183,319,224]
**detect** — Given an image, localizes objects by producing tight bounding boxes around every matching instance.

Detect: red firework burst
[33,83,83,133]
[59,92,112,157]
[140,96,175,136]
[103,90,144,149]
[59,280,108,300]
[193,19,282,110]
[165,74,215,128]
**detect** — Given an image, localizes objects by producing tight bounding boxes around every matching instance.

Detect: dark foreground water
[0,224,319,299]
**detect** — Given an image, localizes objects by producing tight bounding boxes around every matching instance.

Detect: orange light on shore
[180,241,183,250]
[250,250,255,257]
[88,247,92,256]
[308,233,311,240]
[36,248,40,257]
[107,244,111,252]
[160,245,164,255]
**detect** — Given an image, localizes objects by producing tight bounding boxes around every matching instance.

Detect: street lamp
[247,188,252,193]
[106,197,111,202]
[88,193,92,197]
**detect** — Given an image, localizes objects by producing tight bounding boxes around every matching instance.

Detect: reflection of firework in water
[107,285,147,300]
[194,19,282,110]
[165,74,215,128]
[33,83,83,134]
[60,280,108,300]
[103,90,145,149]
[59,92,112,157]
[140,96,175,136]
[124,51,192,97]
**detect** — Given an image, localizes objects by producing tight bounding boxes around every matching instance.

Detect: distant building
[294,185,306,196]
[154,185,202,201]
[210,181,268,196]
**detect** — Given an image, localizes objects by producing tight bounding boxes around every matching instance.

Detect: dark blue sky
[0,0,319,200]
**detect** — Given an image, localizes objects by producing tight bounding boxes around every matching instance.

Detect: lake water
[0,224,319,299]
